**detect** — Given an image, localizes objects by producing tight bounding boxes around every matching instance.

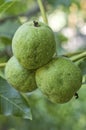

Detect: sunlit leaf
[0,0,16,16]
[5,0,28,15]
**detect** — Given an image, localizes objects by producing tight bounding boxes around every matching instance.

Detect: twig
[0,63,6,68]
[37,0,48,24]
[70,51,86,62]
[65,50,84,57]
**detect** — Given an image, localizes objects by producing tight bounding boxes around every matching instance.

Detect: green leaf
[0,20,21,39]
[5,0,28,15]
[78,58,86,75]
[0,0,33,16]
[0,68,5,79]
[0,77,32,119]
[47,0,71,7]
[0,0,35,20]
[0,0,5,5]
[0,0,16,16]
[0,37,11,46]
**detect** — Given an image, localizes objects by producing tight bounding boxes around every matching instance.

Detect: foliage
[0,0,86,129]
[47,0,81,9]
[0,77,32,119]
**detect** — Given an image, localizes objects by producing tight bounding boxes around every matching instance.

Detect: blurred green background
[0,0,86,130]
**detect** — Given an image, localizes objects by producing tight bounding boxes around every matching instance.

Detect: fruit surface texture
[36,57,82,103]
[5,56,37,92]
[12,21,56,69]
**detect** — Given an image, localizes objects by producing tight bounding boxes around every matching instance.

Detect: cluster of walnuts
[5,21,82,104]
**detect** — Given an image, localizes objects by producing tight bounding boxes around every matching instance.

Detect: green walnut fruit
[36,57,82,104]
[12,21,56,70]
[5,56,37,92]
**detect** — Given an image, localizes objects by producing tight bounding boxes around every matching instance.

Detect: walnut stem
[33,21,39,27]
